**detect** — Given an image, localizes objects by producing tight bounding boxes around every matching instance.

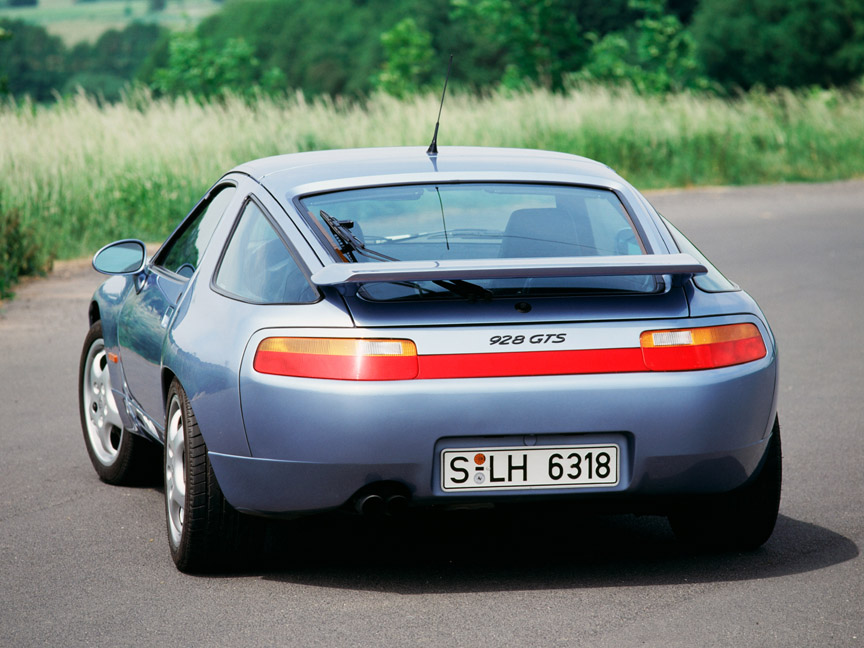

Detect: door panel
[118,271,185,419]
[117,183,239,422]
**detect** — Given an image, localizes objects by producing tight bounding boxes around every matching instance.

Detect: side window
[215,200,317,304]
[156,185,237,278]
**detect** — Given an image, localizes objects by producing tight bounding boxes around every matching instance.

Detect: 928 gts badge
[489,333,566,346]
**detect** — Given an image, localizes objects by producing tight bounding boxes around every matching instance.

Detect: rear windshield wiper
[319,210,491,300]
[320,210,396,263]
[432,278,493,299]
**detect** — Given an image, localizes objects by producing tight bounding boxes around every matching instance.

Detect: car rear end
[209,165,778,517]
[220,312,775,514]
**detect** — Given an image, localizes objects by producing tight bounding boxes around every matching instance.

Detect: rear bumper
[213,344,778,515]
[210,435,773,515]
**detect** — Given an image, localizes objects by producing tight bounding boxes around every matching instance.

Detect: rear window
[299,183,657,300]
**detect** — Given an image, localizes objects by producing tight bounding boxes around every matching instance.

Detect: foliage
[665,0,700,23]
[0,18,163,101]
[188,0,650,97]
[450,0,585,90]
[692,0,864,90]
[150,31,285,100]
[65,22,163,101]
[0,18,66,102]
[374,18,435,97]
[5,0,864,101]
[190,0,396,97]
[0,24,10,94]
[574,0,711,93]
[0,198,51,300]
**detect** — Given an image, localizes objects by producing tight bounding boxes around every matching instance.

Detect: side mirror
[92,239,147,275]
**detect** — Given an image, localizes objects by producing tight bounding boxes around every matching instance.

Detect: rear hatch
[300,181,702,353]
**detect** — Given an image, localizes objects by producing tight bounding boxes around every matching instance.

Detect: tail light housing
[253,324,767,381]
[253,337,418,380]
[640,323,767,371]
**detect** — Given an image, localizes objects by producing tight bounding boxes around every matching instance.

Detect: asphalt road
[1,181,862,647]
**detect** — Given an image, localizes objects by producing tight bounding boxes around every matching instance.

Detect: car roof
[232,146,626,197]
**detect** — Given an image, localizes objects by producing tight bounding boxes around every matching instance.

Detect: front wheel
[164,379,257,572]
[79,320,154,484]
[669,416,782,551]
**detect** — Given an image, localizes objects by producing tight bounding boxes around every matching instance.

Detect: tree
[192,0,394,97]
[691,0,864,90]
[665,0,699,24]
[450,0,584,90]
[151,31,285,100]
[575,0,711,93]
[0,25,11,94]
[65,22,164,101]
[374,17,435,97]
[0,19,67,101]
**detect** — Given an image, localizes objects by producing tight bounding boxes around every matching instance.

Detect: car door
[118,183,237,421]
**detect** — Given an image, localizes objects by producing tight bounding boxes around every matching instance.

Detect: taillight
[640,323,766,371]
[253,337,418,380]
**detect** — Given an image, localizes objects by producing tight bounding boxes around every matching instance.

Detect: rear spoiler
[310,254,707,286]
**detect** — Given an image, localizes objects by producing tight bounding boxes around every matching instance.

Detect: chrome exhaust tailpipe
[355,494,385,516]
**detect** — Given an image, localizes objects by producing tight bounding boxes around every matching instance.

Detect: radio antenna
[426,54,453,156]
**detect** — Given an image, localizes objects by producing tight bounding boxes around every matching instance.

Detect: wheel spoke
[90,352,106,382]
[171,483,185,509]
[97,352,124,430]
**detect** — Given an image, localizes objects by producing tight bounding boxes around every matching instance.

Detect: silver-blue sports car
[80,146,780,572]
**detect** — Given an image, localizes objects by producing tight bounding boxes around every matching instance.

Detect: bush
[574,0,712,94]
[151,32,284,100]
[0,201,51,300]
[374,18,435,97]
[692,0,864,90]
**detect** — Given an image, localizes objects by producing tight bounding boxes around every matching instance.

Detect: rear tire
[79,321,155,484]
[669,416,782,551]
[164,379,256,572]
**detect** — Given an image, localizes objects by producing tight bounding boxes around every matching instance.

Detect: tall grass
[1,84,863,295]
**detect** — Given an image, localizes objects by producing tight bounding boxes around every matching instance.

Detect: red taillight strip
[416,348,646,379]
[252,324,767,380]
[254,350,419,380]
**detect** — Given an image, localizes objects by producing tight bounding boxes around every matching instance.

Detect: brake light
[253,337,418,380]
[640,323,766,371]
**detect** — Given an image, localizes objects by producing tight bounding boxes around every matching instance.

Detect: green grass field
[1,84,863,297]
[0,0,218,43]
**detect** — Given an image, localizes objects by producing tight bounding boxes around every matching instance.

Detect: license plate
[441,444,619,491]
